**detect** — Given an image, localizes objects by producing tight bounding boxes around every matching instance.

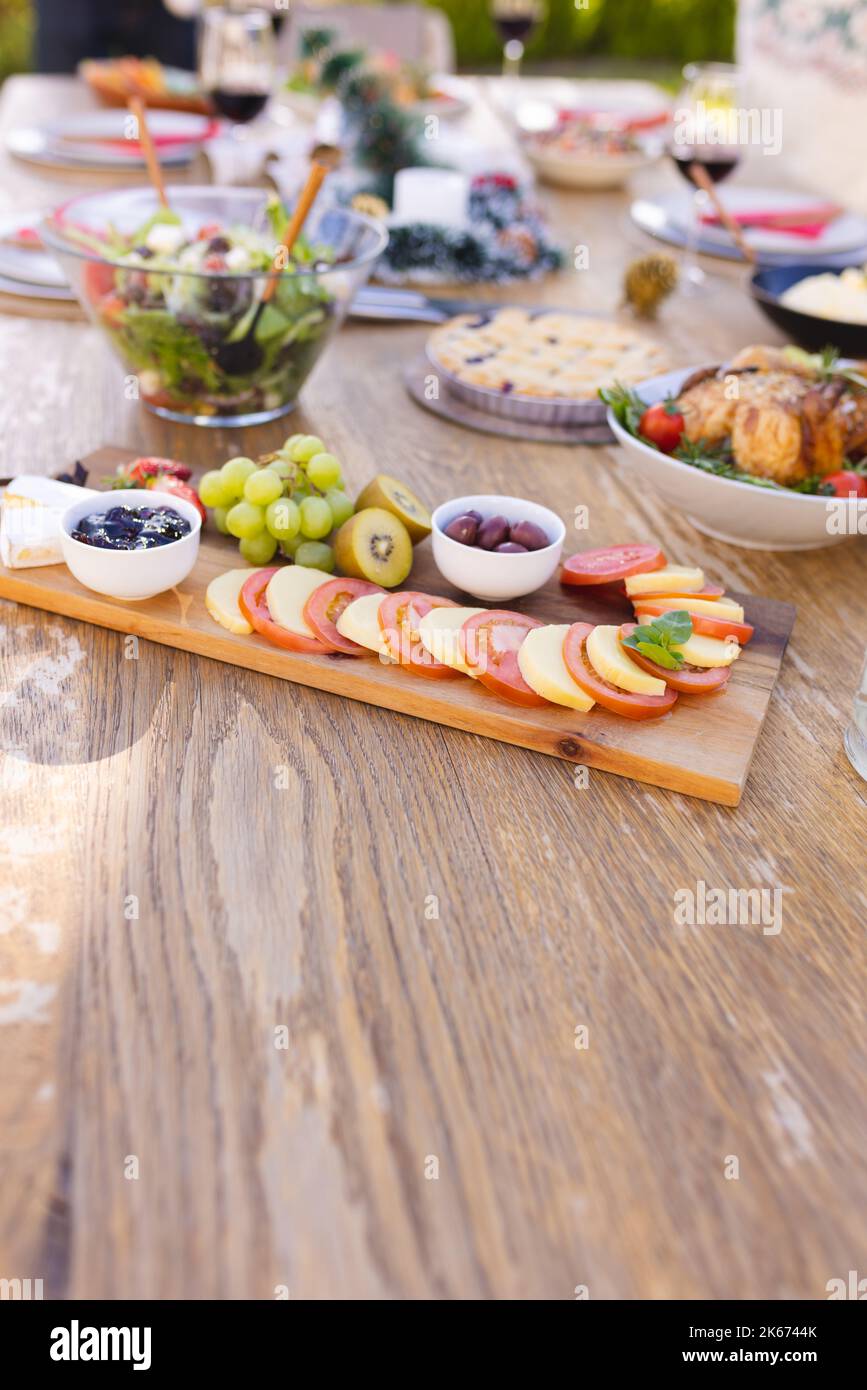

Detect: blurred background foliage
[0,0,736,85]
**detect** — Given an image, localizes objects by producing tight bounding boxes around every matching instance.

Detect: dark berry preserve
[71,504,191,551]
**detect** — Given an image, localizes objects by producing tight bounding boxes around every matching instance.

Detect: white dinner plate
[0,211,68,288]
[6,125,197,171]
[637,188,867,261]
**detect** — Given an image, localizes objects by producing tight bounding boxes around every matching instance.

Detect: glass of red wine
[199,5,276,139]
[668,62,743,293]
[490,0,546,79]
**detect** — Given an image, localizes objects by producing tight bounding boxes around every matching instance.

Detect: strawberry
[111,456,192,487]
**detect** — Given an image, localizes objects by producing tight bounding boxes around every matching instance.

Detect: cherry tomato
[561,544,666,587]
[563,622,678,720]
[148,476,206,523]
[303,577,383,655]
[459,610,549,707]
[377,591,461,678]
[820,470,867,499]
[637,400,685,453]
[124,456,192,484]
[618,624,731,694]
[633,603,754,645]
[239,568,328,654]
[84,260,117,302]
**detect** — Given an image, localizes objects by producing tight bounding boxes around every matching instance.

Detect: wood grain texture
[0,450,795,806]
[1,76,866,1302]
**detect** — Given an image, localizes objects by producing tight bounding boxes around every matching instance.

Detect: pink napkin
[699,203,841,240]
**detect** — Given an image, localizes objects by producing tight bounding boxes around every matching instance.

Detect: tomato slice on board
[561,544,666,586]
[304,577,384,655]
[635,582,725,600]
[634,605,754,645]
[378,591,461,678]
[239,567,329,654]
[618,624,731,694]
[459,610,550,707]
[563,622,678,720]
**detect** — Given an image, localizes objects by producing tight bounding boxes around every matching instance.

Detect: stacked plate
[6,110,217,173]
[632,187,867,265]
[0,211,75,305]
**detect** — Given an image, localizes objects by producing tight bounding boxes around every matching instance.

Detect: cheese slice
[1,475,97,569]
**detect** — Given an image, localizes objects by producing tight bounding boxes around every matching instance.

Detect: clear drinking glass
[489,0,545,78]
[844,651,867,779]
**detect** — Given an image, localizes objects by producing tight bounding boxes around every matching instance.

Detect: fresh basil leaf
[633,641,682,669]
[651,609,693,644]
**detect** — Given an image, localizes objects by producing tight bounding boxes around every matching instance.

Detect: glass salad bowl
[41,186,388,427]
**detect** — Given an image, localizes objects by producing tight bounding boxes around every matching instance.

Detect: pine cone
[623,253,679,318]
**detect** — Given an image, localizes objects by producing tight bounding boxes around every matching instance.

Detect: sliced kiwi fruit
[333,507,413,588]
[353,473,431,543]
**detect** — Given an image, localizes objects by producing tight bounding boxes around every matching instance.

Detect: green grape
[213,506,231,535]
[198,469,231,508]
[325,488,354,528]
[265,456,294,479]
[265,497,301,541]
[226,500,266,540]
[295,540,335,572]
[291,483,311,504]
[279,535,304,559]
[240,532,278,565]
[306,452,342,490]
[289,434,326,464]
[244,469,283,506]
[281,433,305,455]
[299,495,333,540]
[220,455,257,498]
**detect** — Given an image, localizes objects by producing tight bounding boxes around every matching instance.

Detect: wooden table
[1,75,865,1302]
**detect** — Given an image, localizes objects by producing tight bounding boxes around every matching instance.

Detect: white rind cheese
[0,475,97,569]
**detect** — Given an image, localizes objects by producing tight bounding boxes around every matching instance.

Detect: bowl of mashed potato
[751,262,867,357]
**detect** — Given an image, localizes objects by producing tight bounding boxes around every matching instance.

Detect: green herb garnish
[623,609,693,670]
[599,382,647,435]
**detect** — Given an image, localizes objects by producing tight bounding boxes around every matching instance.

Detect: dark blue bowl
[750,263,867,358]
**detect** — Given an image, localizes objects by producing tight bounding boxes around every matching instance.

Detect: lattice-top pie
[427,308,668,400]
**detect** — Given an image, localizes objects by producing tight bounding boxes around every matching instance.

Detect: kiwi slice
[333,507,413,588]
[353,474,431,543]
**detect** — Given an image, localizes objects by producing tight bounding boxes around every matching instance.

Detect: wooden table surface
[1,75,865,1302]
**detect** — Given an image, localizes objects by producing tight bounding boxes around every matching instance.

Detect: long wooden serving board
[0,447,796,805]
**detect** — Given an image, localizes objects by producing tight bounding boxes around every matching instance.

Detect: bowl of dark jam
[61,488,201,599]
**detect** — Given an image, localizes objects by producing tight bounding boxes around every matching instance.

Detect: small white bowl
[431,495,565,602]
[607,365,867,550]
[60,488,201,600]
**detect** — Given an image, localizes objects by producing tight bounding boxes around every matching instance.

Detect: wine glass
[199,5,276,137]
[668,62,743,293]
[489,0,545,79]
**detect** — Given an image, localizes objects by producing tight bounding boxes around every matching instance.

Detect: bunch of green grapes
[196,434,355,569]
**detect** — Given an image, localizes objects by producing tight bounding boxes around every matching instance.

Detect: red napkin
[699,202,841,240]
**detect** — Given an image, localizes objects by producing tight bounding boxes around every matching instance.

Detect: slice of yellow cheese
[336,593,390,656]
[673,633,741,668]
[586,624,666,696]
[416,606,484,676]
[625,564,704,597]
[634,594,744,622]
[517,625,595,711]
[266,564,332,637]
[205,567,261,635]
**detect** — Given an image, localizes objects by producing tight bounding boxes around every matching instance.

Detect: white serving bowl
[60,488,201,600]
[431,495,565,601]
[524,145,658,190]
[606,365,867,550]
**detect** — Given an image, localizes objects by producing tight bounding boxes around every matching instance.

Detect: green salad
[73,196,338,420]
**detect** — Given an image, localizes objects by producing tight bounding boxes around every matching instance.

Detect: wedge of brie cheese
[0,475,97,569]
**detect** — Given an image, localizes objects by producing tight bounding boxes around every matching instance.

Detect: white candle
[392,168,469,227]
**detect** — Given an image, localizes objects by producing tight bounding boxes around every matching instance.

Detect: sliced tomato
[378,590,461,678]
[84,260,117,302]
[635,581,725,600]
[459,610,549,707]
[561,544,665,587]
[619,624,731,694]
[634,604,754,645]
[239,567,328,654]
[563,622,678,720]
[303,577,383,655]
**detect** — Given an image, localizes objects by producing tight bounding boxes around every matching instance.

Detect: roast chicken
[674,346,867,484]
